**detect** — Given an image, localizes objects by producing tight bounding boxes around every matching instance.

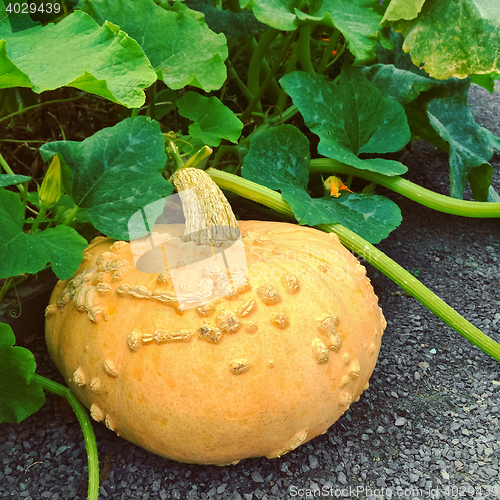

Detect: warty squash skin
[45,220,385,465]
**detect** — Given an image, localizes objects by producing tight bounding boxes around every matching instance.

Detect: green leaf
[361,61,451,151]
[40,116,174,240]
[0,10,156,107]
[362,63,441,106]
[0,189,88,279]
[0,323,45,424]
[241,125,401,243]
[184,0,267,38]
[389,0,500,80]
[427,79,499,200]
[81,0,228,92]
[470,73,499,94]
[381,0,426,22]
[280,68,410,176]
[295,0,384,64]
[241,124,310,190]
[0,174,30,187]
[368,33,500,199]
[281,186,402,244]
[248,0,382,63]
[177,91,243,147]
[249,0,299,31]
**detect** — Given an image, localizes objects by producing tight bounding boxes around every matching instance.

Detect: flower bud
[39,155,63,209]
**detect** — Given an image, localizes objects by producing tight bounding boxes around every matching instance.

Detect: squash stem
[309,159,500,218]
[317,29,340,75]
[33,374,99,500]
[247,29,280,108]
[298,23,314,73]
[207,168,500,362]
[241,31,295,123]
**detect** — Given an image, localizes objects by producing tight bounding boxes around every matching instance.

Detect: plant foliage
[1,1,500,494]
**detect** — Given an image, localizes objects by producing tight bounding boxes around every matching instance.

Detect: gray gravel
[1,84,500,499]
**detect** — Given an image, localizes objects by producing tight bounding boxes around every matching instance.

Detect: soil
[0,83,499,499]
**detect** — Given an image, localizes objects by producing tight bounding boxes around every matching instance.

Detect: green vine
[309,159,500,218]
[207,167,500,363]
[33,374,99,500]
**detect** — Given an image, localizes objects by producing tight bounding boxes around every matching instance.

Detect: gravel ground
[1,84,500,500]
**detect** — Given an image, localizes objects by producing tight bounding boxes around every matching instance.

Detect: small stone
[251,471,264,483]
[337,472,347,485]
[309,456,319,469]
[55,445,67,456]
[395,417,406,426]
[440,470,450,480]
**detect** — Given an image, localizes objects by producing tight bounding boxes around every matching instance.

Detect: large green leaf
[241,124,310,190]
[427,79,500,200]
[81,0,228,92]
[40,117,173,240]
[0,189,88,279]
[248,0,382,63]
[0,323,45,424]
[177,91,244,147]
[362,63,441,106]
[388,0,500,80]
[280,68,410,176]
[0,10,156,107]
[366,33,500,200]
[241,125,402,243]
[282,186,402,244]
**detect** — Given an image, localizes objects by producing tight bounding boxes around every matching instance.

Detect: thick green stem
[228,66,255,106]
[206,168,500,363]
[30,206,47,234]
[317,29,340,75]
[247,29,280,107]
[33,374,99,500]
[309,159,500,217]
[146,82,157,120]
[164,135,185,171]
[298,24,314,73]
[62,205,80,227]
[241,31,295,122]
[274,37,301,114]
[320,224,500,362]
[183,146,212,169]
